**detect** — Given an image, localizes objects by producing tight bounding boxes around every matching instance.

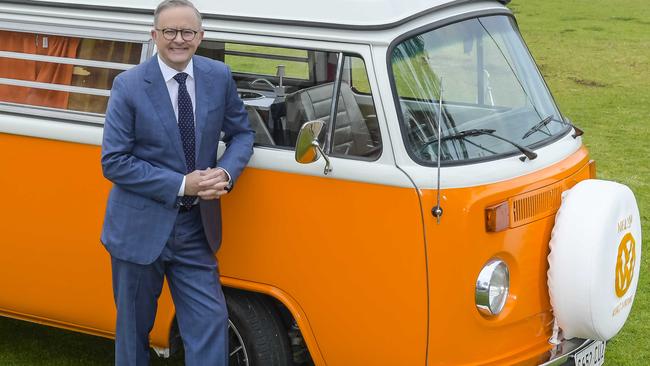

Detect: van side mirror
[294,120,332,175]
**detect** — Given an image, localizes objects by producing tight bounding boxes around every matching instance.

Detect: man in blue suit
[100,0,254,364]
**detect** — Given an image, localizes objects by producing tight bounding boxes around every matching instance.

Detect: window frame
[226,47,313,82]
[198,39,318,88]
[202,37,383,162]
[0,26,151,125]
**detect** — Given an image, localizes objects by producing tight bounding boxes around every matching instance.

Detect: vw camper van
[0,0,642,365]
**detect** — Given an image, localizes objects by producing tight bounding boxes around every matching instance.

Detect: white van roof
[18,0,510,29]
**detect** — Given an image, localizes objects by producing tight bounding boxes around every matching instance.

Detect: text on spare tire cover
[615,216,635,299]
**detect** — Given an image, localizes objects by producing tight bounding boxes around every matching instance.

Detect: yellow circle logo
[615,233,636,298]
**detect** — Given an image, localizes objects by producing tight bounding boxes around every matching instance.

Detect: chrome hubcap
[228,319,249,366]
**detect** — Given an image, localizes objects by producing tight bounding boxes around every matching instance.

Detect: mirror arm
[312,140,332,175]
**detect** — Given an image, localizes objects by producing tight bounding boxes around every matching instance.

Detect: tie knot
[173,72,189,85]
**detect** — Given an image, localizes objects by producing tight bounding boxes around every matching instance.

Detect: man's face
[152,5,204,71]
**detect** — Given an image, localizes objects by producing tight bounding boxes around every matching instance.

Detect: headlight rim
[475,258,510,317]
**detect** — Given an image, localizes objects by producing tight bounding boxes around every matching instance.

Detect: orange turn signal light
[485,201,509,232]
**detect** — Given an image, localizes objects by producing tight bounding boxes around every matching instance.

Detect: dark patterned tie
[174,72,196,207]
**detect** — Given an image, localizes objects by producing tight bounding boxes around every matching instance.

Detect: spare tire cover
[548,179,642,341]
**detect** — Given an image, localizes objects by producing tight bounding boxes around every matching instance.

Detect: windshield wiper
[421,128,537,161]
[522,115,585,139]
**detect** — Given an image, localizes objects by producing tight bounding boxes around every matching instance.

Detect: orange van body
[0,131,593,365]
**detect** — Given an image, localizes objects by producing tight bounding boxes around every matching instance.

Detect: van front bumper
[538,338,603,366]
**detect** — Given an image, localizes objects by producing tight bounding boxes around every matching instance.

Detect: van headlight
[475,259,510,316]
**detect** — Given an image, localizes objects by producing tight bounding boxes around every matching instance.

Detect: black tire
[226,289,293,366]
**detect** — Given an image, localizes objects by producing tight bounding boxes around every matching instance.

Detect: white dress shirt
[157,56,230,197]
[158,56,197,122]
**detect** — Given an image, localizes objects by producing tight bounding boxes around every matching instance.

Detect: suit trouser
[111,206,228,366]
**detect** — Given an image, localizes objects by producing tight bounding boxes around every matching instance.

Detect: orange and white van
[0,0,642,365]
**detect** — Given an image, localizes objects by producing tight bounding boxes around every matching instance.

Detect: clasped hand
[184,168,230,200]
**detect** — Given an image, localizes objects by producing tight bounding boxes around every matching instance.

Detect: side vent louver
[510,183,563,227]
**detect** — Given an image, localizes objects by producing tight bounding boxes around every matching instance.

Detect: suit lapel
[193,56,213,162]
[144,57,186,168]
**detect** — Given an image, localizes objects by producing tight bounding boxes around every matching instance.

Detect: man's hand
[197,168,230,200]
[184,170,205,196]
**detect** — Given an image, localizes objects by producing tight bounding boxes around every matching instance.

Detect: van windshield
[391,15,565,165]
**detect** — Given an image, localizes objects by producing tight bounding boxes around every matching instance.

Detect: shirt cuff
[218,167,233,191]
[178,176,186,196]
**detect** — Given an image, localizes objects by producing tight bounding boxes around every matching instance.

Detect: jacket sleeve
[101,74,184,207]
[215,67,255,185]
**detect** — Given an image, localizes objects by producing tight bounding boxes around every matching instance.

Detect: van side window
[329,56,381,158]
[197,42,382,160]
[0,30,143,115]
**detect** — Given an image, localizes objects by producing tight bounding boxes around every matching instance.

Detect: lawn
[510,0,650,364]
[1,0,648,364]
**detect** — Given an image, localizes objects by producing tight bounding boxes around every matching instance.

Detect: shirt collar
[157,55,194,83]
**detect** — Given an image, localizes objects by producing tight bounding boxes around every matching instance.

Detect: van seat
[246,106,275,146]
[285,82,375,157]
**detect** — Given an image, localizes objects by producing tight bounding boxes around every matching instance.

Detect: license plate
[574,340,606,366]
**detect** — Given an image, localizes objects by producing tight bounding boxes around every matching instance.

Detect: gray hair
[154,0,203,29]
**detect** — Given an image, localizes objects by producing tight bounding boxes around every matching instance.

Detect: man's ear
[150,29,157,40]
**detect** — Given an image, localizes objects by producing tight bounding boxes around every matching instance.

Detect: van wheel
[227,290,293,366]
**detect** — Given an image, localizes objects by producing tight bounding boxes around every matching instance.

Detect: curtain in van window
[67,39,141,113]
[0,31,80,109]
[0,32,35,105]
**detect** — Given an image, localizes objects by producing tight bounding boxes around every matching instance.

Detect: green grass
[1,0,649,364]
[0,318,183,365]
[511,1,650,363]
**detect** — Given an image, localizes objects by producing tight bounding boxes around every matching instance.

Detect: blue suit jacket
[100,55,254,265]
